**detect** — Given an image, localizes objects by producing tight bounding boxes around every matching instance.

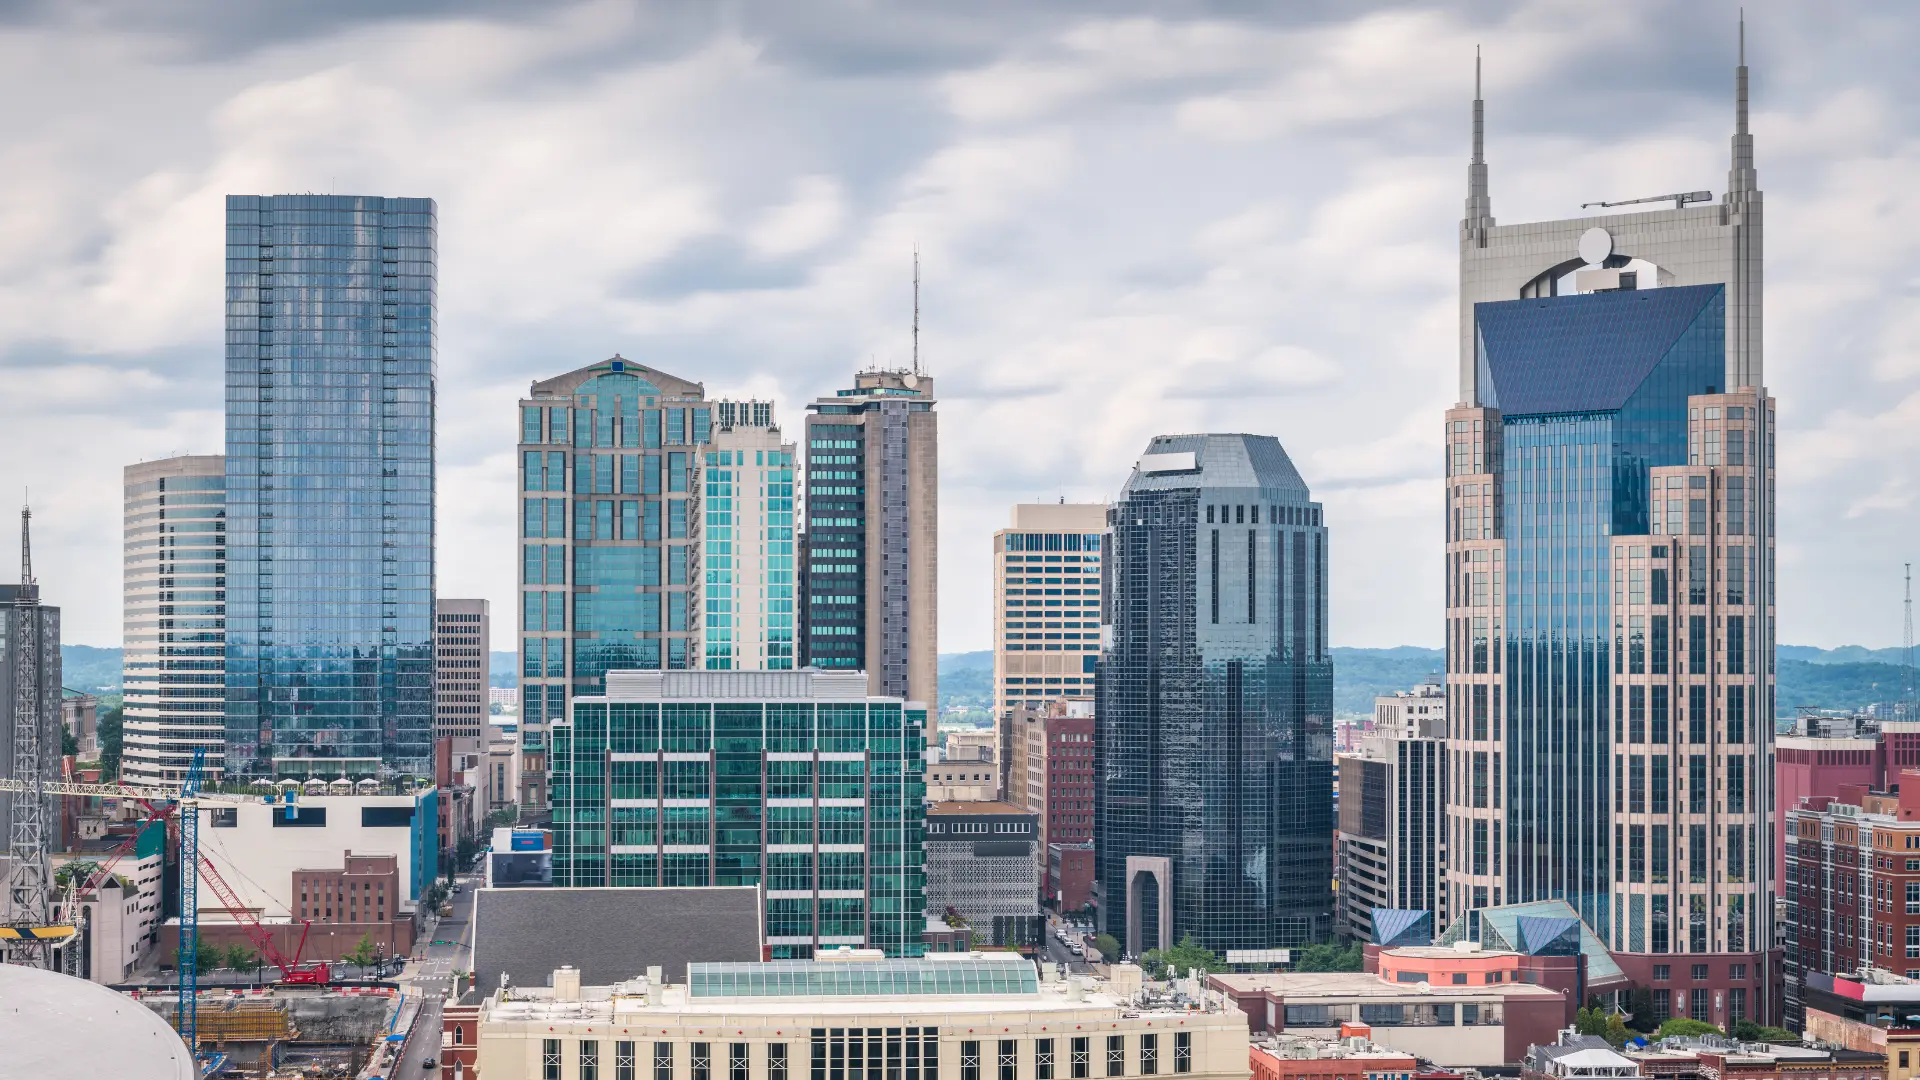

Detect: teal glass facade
[701,434,798,670]
[223,195,436,780]
[517,358,713,805]
[549,685,927,957]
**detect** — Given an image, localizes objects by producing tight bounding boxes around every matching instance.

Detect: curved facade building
[1096,434,1334,955]
[123,455,226,783]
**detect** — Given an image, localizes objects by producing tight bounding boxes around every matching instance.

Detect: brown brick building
[1786,773,1920,1026]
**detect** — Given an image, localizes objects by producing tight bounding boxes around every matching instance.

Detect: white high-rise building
[122,455,225,783]
[700,420,798,671]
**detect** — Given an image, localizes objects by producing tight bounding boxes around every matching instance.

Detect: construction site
[0,504,449,1079]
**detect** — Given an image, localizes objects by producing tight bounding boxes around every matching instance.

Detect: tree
[345,934,380,977]
[1731,1021,1800,1045]
[96,706,124,780]
[1140,934,1222,980]
[1657,1018,1723,1039]
[1575,1007,1608,1037]
[1603,1013,1631,1048]
[1294,941,1365,972]
[1626,988,1658,1033]
[61,724,78,758]
[1093,934,1122,962]
[226,944,263,981]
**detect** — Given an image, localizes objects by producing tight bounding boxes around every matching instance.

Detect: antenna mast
[4,501,53,969]
[1906,563,1916,722]
[911,246,921,376]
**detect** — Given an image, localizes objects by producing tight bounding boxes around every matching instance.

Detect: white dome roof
[0,964,195,1079]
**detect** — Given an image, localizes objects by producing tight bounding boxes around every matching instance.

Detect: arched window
[455,1024,464,1043]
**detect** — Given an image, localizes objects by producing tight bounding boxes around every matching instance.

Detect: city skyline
[0,4,1914,659]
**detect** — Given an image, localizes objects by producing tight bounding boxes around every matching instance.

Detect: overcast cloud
[1,0,1915,652]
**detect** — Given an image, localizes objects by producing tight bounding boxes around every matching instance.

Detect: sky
[1,0,1916,653]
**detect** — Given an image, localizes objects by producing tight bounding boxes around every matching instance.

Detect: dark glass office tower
[223,195,436,781]
[1096,434,1334,955]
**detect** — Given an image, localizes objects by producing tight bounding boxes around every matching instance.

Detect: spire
[1464,46,1494,241]
[18,502,30,589]
[911,245,920,376]
[1728,10,1757,198]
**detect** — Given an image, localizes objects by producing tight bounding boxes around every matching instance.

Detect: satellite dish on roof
[902,373,919,388]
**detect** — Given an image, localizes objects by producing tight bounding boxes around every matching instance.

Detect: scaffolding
[195,998,298,1045]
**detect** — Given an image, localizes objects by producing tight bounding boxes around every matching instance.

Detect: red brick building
[440,1003,480,1080]
[1049,842,1096,911]
[1787,772,1920,1027]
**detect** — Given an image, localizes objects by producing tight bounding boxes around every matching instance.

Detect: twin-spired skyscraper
[1443,36,1776,1024]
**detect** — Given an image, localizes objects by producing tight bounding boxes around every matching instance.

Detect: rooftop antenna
[911,246,921,376]
[1906,563,1916,722]
[20,495,30,586]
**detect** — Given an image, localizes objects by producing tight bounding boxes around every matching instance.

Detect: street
[382,869,478,1078]
[1040,912,1095,974]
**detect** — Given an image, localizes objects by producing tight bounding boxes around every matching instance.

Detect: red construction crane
[194,853,330,985]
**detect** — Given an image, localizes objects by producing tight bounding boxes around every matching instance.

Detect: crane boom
[0,777,253,803]
[1581,189,1713,210]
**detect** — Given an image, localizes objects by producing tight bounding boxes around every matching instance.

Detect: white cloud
[0,0,1914,657]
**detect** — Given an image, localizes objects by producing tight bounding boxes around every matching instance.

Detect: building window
[728,1043,748,1080]
[1072,1038,1090,1080]
[1173,1034,1191,1075]
[1690,989,1709,1021]
[1653,989,1671,1022]
[656,1042,674,1080]
[617,1041,637,1080]
[768,1045,787,1080]
[1140,1035,1158,1076]
[1038,1040,1055,1080]
[1107,1036,1124,1078]
[1653,965,1670,982]
[545,1039,563,1080]
[1692,964,1709,981]
[583,1040,600,1080]
[963,1041,982,1080]
[1000,1041,1018,1080]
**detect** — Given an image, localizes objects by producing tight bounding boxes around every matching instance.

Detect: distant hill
[60,645,123,694]
[63,642,1918,722]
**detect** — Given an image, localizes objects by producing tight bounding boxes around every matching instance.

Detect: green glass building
[550,669,928,957]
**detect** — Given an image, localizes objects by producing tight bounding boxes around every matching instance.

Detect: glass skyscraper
[1096,434,1335,955]
[549,669,927,957]
[223,195,437,781]
[701,417,798,671]
[516,357,727,809]
[1444,36,1777,1024]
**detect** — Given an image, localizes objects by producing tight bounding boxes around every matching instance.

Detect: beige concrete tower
[435,598,488,752]
[699,417,798,672]
[992,502,1107,719]
[801,370,938,707]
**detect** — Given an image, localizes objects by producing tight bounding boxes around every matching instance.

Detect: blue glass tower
[1096,434,1335,955]
[223,195,437,781]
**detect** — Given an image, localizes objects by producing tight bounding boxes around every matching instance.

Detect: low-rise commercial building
[1007,700,1096,901]
[473,955,1250,1080]
[1624,1036,1885,1080]
[1250,1032,1417,1080]
[928,732,1001,802]
[1208,970,1564,1068]
[925,801,1042,950]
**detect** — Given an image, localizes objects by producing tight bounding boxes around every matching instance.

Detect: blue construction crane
[177,747,205,1055]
